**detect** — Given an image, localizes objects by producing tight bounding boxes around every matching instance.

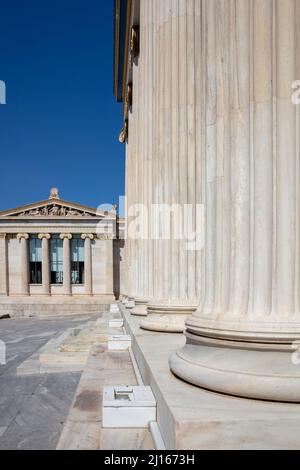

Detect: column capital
[60,233,72,240]
[17,233,29,240]
[81,233,95,240]
[0,233,6,239]
[38,233,51,240]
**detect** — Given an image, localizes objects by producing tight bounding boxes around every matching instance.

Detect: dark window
[50,235,63,284]
[29,236,42,284]
[71,235,85,284]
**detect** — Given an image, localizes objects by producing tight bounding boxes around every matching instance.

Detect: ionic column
[17,233,29,295]
[170,0,300,402]
[130,0,152,317]
[81,234,94,295]
[123,11,141,311]
[60,233,72,295]
[0,234,8,296]
[38,234,51,295]
[139,0,199,332]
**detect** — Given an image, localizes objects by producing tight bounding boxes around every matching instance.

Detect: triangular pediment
[0,198,112,219]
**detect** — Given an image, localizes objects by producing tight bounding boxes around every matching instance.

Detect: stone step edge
[56,310,155,450]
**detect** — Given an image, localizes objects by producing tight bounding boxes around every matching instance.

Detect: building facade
[0,188,124,310]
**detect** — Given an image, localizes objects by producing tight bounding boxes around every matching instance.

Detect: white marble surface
[120,304,300,449]
[108,335,132,351]
[103,386,156,429]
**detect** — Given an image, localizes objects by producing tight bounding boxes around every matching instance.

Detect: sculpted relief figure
[66,208,81,216]
[28,208,41,216]
[15,204,92,217]
[49,205,60,216]
[59,206,66,216]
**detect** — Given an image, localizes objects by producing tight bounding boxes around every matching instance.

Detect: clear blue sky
[0,0,125,211]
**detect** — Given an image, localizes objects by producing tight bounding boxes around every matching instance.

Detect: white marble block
[108,334,131,350]
[109,318,124,328]
[102,386,156,428]
[109,304,120,314]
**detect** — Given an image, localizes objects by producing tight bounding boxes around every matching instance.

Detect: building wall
[1,235,121,298]
[92,239,113,295]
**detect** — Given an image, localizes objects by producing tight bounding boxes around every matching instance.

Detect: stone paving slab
[0,314,100,450]
[16,317,109,375]
[101,429,155,450]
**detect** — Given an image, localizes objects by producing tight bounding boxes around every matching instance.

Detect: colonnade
[122,0,300,401]
[2,233,95,296]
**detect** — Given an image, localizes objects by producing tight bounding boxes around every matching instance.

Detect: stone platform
[0,295,113,318]
[120,305,300,450]
[17,316,110,375]
[57,309,154,450]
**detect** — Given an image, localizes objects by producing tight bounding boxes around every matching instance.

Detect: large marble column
[130,0,153,317]
[60,233,72,295]
[81,234,94,295]
[123,13,141,311]
[0,234,8,296]
[17,233,29,296]
[38,234,51,295]
[139,0,200,332]
[170,0,300,402]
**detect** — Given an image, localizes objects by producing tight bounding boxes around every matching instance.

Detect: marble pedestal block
[102,386,156,429]
[108,334,132,351]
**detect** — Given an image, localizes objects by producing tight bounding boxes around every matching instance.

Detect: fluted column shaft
[170,0,300,403]
[60,234,72,295]
[81,234,94,295]
[38,234,51,295]
[17,234,29,295]
[130,0,154,316]
[184,0,300,334]
[139,0,199,332]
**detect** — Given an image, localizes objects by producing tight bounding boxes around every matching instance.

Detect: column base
[125,297,135,309]
[130,304,148,317]
[135,297,148,305]
[140,305,197,333]
[169,330,300,403]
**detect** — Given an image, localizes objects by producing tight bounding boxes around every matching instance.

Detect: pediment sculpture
[15,204,94,217]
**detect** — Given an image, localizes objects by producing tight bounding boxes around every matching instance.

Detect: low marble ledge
[119,304,300,450]
[57,312,154,451]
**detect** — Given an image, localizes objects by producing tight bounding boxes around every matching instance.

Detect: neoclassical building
[0,188,124,313]
[114,0,300,425]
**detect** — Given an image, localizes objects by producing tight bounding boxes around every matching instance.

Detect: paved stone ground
[0,314,98,450]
